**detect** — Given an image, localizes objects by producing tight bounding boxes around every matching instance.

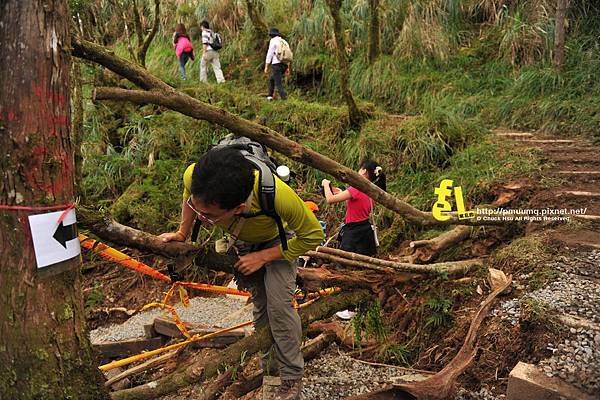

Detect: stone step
[556,170,600,175]
[507,362,595,400]
[495,132,535,138]
[521,139,577,144]
[557,314,600,331]
[555,191,600,198]
[573,214,600,221]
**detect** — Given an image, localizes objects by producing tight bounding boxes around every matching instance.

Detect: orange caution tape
[177,281,251,297]
[79,234,171,283]
[295,286,341,299]
[178,286,190,307]
[142,302,191,338]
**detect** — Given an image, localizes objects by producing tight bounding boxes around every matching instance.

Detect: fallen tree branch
[298,266,403,291]
[105,350,177,388]
[78,207,198,258]
[79,211,414,293]
[306,250,394,273]
[72,37,503,228]
[309,247,483,276]
[407,225,472,263]
[346,274,512,400]
[111,290,371,400]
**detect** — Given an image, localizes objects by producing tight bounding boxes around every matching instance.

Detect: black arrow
[53,221,77,248]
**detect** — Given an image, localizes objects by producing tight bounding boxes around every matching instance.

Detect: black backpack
[210,31,223,51]
[191,134,288,250]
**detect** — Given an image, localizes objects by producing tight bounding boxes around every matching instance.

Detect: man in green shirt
[160,147,323,399]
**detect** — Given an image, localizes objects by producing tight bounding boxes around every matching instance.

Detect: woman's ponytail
[360,160,387,192]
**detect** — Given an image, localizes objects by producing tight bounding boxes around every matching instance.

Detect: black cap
[269,27,280,37]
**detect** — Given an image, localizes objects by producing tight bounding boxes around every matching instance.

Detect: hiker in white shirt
[264,27,288,100]
[200,20,225,83]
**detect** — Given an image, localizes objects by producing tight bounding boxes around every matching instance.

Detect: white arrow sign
[28,209,81,269]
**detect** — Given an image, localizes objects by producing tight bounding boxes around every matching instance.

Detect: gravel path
[492,249,600,395]
[89,296,251,343]
[301,343,427,399]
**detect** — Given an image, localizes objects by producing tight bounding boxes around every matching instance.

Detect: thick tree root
[345,275,512,400]
[407,226,472,263]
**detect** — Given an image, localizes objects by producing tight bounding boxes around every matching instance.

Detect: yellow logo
[432,179,475,221]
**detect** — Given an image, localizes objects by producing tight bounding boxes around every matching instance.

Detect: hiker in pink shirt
[173,24,194,80]
[321,160,386,257]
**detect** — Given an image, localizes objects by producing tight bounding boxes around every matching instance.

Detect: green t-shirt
[183,163,323,261]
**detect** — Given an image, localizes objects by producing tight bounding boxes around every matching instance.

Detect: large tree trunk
[136,0,160,68]
[325,0,365,129]
[245,0,269,46]
[71,60,84,196]
[367,0,381,64]
[0,1,108,398]
[553,0,568,70]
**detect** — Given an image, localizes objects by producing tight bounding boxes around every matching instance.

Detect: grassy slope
[82,40,540,236]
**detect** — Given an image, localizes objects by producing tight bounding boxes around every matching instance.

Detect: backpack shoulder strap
[241,153,288,251]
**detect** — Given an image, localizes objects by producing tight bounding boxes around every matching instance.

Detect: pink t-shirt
[344,187,374,223]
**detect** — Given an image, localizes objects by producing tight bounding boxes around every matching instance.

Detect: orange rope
[176,281,251,297]
[79,234,171,282]
[142,302,192,338]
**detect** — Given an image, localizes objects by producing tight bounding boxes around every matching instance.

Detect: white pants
[200,50,225,83]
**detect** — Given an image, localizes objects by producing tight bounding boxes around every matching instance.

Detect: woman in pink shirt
[173,24,195,80]
[321,160,386,257]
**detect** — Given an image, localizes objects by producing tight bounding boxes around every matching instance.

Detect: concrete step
[507,362,595,400]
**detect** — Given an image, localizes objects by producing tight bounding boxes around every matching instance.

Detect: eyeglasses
[186,196,228,225]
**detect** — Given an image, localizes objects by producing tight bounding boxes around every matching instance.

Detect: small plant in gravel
[520,297,553,327]
[529,265,561,291]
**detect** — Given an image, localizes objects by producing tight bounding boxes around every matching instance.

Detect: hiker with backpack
[173,23,195,80]
[159,135,323,400]
[264,27,293,100]
[200,20,225,83]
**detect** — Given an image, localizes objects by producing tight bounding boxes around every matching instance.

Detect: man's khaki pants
[252,258,304,380]
[200,50,225,83]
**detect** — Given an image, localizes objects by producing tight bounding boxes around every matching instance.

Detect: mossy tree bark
[136,0,160,68]
[0,1,108,399]
[553,0,568,71]
[245,0,269,46]
[71,60,84,196]
[326,0,366,129]
[367,0,381,63]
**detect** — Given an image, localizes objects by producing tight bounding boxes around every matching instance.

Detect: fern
[423,297,454,329]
